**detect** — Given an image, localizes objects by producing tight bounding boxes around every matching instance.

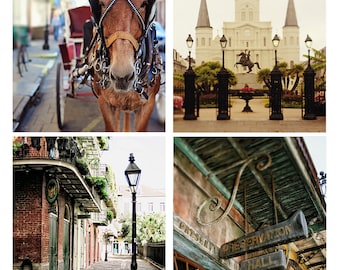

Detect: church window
[241,11,246,21]
[264,37,266,47]
[249,11,253,21]
[229,37,231,47]
[201,37,205,46]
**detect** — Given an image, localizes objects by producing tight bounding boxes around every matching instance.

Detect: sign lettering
[174,216,218,256]
[240,250,286,270]
[219,210,308,258]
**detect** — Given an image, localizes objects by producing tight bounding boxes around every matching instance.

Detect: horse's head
[91,0,156,91]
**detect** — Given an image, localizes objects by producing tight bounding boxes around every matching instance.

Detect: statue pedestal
[234,73,263,89]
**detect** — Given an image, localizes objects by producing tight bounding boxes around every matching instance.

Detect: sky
[304,136,326,174]
[100,136,167,190]
[173,0,326,60]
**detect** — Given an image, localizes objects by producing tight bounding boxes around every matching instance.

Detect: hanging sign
[240,249,286,270]
[46,178,59,204]
[77,214,91,219]
[219,210,308,259]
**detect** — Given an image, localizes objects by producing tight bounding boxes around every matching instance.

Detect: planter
[239,91,254,112]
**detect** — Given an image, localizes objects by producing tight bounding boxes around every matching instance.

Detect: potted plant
[75,157,90,176]
[13,141,23,156]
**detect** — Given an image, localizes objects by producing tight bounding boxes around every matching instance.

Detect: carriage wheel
[56,62,66,129]
[71,78,77,97]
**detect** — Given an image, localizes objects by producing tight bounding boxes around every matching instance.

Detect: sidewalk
[13,37,60,131]
[86,255,162,270]
[174,98,326,132]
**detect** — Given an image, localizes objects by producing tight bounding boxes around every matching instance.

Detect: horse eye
[99,1,106,9]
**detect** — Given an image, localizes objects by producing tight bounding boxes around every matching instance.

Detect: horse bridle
[85,0,160,99]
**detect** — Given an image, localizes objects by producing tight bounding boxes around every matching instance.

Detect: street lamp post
[104,231,108,261]
[303,34,316,120]
[42,0,50,50]
[183,34,197,120]
[217,34,230,120]
[125,153,141,270]
[269,34,283,120]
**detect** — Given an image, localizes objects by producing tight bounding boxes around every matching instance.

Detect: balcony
[91,211,108,226]
[13,137,103,212]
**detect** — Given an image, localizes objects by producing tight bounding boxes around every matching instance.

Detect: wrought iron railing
[13,137,105,200]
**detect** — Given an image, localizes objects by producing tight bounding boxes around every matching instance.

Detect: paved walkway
[86,255,162,270]
[174,98,326,132]
[13,37,59,131]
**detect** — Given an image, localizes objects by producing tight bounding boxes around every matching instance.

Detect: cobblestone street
[86,255,162,270]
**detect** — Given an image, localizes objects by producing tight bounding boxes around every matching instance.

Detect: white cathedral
[195,0,300,74]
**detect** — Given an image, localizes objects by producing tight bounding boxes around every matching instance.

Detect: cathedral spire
[196,0,211,28]
[284,0,298,26]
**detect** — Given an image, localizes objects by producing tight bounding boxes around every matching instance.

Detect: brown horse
[85,0,161,131]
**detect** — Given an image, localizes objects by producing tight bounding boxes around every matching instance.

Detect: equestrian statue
[235,50,261,73]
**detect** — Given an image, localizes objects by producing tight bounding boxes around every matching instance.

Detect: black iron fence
[138,241,165,268]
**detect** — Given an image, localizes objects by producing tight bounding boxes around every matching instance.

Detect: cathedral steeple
[196,0,211,28]
[282,0,300,66]
[284,0,298,27]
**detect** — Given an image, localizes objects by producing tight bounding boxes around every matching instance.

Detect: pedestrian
[51,11,61,41]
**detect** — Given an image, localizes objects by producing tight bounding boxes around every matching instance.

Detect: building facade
[174,137,326,270]
[117,185,166,218]
[13,136,115,270]
[195,0,300,72]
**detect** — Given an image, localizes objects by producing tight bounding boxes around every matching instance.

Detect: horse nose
[111,71,135,90]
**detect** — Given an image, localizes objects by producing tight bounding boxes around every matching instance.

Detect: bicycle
[17,43,31,77]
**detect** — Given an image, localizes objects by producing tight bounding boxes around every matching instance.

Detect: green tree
[256,68,271,89]
[304,48,326,91]
[256,63,304,93]
[194,61,220,92]
[287,64,305,92]
[120,216,131,239]
[278,62,289,90]
[174,73,185,89]
[194,61,237,92]
[305,48,326,72]
[120,213,165,246]
[137,213,165,245]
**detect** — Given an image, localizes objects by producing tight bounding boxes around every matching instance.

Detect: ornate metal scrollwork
[196,152,272,226]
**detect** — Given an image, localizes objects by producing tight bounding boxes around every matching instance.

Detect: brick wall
[13,165,74,269]
[13,170,45,264]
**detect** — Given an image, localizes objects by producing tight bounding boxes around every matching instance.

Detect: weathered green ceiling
[175,137,326,269]
[175,137,326,231]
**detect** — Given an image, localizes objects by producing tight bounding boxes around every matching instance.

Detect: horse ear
[89,0,101,24]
